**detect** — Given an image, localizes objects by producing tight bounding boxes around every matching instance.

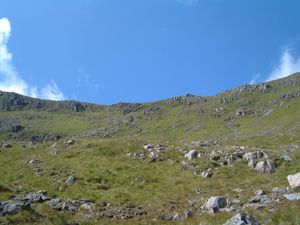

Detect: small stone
[66,176,77,186]
[28,159,43,165]
[49,143,58,155]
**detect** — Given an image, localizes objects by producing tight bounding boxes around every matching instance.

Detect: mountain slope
[0,73,300,225]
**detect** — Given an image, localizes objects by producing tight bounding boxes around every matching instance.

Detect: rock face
[184,150,199,160]
[0,201,31,216]
[287,172,300,189]
[203,196,227,213]
[223,212,260,225]
[255,160,275,174]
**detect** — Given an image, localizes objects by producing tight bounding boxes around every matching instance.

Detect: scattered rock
[10,125,25,133]
[48,198,77,213]
[80,202,95,211]
[280,155,292,162]
[25,141,34,149]
[272,187,288,195]
[1,143,12,150]
[210,151,221,161]
[14,191,48,203]
[64,139,75,147]
[28,159,43,165]
[248,160,257,169]
[223,212,261,225]
[287,172,300,189]
[132,153,146,160]
[202,196,227,213]
[184,209,192,218]
[49,143,58,155]
[255,159,275,174]
[185,150,199,160]
[200,169,213,178]
[0,201,31,216]
[66,176,77,186]
[283,193,300,201]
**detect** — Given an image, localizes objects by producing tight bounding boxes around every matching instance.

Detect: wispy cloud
[266,48,300,81]
[249,74,261,85]
[0,17,65,101]
[41,81,65,101]
[77,69,99,92]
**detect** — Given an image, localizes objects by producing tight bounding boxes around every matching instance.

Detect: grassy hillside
[1,73,300,224]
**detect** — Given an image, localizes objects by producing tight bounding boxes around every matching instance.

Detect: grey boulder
[283,193,300,201]
[0,201,31,216]
[203,196,227,213]
[287,172,300,189]
[255,160,275,174]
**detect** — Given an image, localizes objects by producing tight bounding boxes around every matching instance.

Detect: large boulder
[287,172,300,189]
[203,196,227,213]
[255,160,275,174]
[223,212,260,225]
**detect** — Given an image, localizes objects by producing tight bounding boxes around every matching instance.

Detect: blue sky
[0,0,300,104]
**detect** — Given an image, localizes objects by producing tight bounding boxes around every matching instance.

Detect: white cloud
[0,17,65,101]
[41,80,65,101]
[266,48,300,81]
